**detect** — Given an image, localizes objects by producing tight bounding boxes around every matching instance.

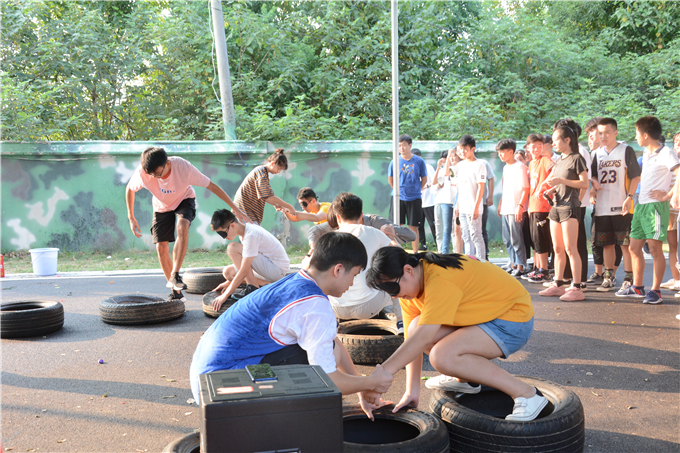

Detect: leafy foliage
[2,0,678,142]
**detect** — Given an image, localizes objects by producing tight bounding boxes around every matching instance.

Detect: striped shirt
[234,166,274,225]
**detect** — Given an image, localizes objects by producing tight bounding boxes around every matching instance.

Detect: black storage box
[199,365,343,453]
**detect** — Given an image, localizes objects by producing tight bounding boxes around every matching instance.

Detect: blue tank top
[190,271,327,381]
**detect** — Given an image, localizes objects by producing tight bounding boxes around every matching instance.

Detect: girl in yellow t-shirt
[366,246,546,421]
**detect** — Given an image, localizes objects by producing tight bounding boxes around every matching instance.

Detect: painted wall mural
[1,141,509,253]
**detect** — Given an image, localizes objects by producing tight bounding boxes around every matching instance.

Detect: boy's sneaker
[424,375,481,393]
[539,283,566,297]
[660,279,676,289]
[543,278,570,288]
[642,290,663,305]
[521,268,537,280]
[560,286,585,301]
[232,284,260,300]
[587,272,603,284]
[166,272,187,291]
[619,280,632,292]
[596,276,617,292]
[167,290,186,302]
[510,268,524,278]
[528,270,550,284]
[670,282,680,291]
[396,320,404,335]
[506,389,549,421]
[616,285,646,298]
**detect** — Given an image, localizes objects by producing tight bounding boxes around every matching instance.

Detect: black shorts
[260,344,309,366]
[151,198,196,244]
[592,214,633,247]
[389,197,422,227]
[529,212,552,254]
[548,205,580,224]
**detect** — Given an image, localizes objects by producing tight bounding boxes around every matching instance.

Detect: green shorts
[630,201,670,242]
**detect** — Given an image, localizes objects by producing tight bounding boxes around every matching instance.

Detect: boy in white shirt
[210,209,290,311]
[327,193,399,324]
[496,139,529,277]
[125,147,250,302]
[455,134,487,260]
[618,116,680,304]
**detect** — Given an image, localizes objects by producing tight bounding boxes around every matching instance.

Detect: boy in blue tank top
[190,232,393,419]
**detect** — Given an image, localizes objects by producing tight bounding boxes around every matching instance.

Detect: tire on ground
[429,375,585,453]
[337,319,403,365]
[343,405,449,453]
[202,291,238,318]
[99,295,185,325]
[162,432,199,453]
[1,301,65,339]
[183,267,226,294]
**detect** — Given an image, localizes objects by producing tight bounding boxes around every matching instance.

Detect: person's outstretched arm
[125,184,142,238]
[206,181,252,224]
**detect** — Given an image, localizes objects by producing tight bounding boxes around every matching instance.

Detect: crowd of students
[123,115,677,424]
[400,116,679,304]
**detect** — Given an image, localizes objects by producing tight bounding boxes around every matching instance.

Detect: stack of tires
[337,319,403,365]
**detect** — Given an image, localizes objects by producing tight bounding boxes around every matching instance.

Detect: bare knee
[156,242,169,254]
[227,242,242,257]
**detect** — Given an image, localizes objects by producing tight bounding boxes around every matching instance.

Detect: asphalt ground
[1,260,679,453]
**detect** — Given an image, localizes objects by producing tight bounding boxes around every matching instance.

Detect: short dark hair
[598,117,618,130]
[326,204,339,229]
[543,134,553,144]
[332,192,363,222]
[635,116,663,141]
[585,117,603,133]
[411,148,421,156]
[526,134,544,145]
[297,187,317,200]
[553,118,581,139]
[309,232,368,273]
[459,134,476,149]
[439,150,449,159]
[496,138,516,152]
[141,147,168,174]
[267,148,288,170]
[399,134,412,145]
[210,209,237,231]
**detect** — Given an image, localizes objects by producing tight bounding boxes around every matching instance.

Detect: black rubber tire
[99,295,185,325]
[162,432,199,453]
[1,301,65,339]
[337,319,403,365]
[183,267,226,294]
[202,291,238,318]
[343,405,449,453]
[429,375,585,453]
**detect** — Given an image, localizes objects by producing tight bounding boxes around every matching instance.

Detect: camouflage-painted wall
[1,140,510,253]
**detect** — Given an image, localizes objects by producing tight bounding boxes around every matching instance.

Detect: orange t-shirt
[528,156,554,213]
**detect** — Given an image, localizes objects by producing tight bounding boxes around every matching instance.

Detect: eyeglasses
[150,162,166,178]
[300,198,316,208]
[377,275,402,297]
[215,222,231,239]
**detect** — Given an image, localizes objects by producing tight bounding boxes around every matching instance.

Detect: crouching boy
[189,232,393,418]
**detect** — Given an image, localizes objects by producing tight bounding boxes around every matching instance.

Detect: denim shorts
[478,317,534,359]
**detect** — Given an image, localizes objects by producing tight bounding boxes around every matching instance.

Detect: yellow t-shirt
[314,202,331,225]
[400,258,534,338]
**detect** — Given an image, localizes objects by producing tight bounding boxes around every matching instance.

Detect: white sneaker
[670,282,680,291]
[424,375,482,393]
[505,389,549,421]
[660,279,676,289]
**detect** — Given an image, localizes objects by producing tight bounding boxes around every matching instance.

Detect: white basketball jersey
[593,142,635,216]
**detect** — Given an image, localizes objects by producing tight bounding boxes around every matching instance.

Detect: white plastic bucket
[29,248,59,276]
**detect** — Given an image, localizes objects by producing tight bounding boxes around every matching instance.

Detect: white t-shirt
[434,169,456,205]
[579,144,592,208]
[480,159,496,206]
[269,271,337,373]
[127,157,210,213]
[328,224,392,308]
[421,163,437,208]
[456,159,487,215]
[241,223,290,270]
[639,145,680,205]
[500,161,529,216]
